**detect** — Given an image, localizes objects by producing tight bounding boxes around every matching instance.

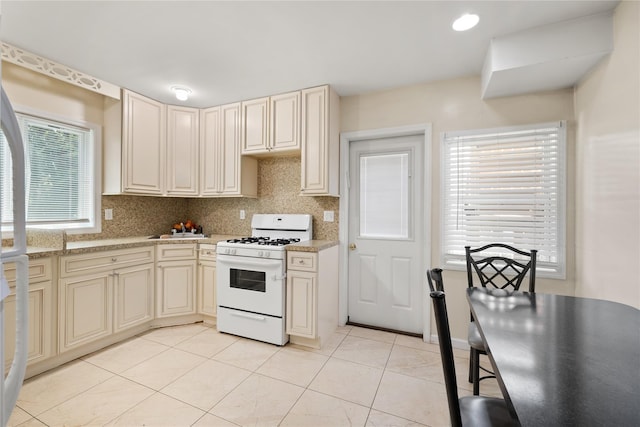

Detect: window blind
[1,114,95,228]
[441,121,566,277]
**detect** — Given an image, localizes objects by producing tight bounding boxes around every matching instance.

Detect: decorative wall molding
[1,42,121,100]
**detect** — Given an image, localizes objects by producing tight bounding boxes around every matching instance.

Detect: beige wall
[341,77,576,341]
[574,0,640,307]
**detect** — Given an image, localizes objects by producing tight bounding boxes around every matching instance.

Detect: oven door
[216,254,285,317]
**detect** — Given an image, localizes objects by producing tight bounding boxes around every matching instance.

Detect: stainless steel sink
[148,234,207,240]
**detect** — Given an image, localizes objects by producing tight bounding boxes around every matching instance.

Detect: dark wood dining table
[467,287,640,427]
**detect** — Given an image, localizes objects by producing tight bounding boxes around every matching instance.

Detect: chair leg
[471,348,480,395]
[468,348,474,383]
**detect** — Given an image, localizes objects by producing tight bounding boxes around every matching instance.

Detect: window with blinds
[0,113,100,233]
[441,121,566,278]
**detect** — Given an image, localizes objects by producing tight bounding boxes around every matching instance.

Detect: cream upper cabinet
[199,106,221,196]
[300,85,340,196]
[241,91,301,156]
[201,103,258,197]
[270,91,301,153]
[241,97,270,154]
[220,103,244,194]
[166,105,199,196]
[122,90,166,195]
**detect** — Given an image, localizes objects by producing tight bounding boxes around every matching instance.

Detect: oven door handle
[217,255,282,269]
[230,311,267,321]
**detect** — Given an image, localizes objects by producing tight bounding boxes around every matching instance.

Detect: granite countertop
[285,240,339,252]
[20,234,239,258]
[12,235,338,258]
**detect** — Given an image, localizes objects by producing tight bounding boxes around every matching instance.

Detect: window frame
[440,121,567,279]
[1,105,102,235]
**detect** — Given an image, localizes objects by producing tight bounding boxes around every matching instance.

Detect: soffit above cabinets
[481,12,614,99]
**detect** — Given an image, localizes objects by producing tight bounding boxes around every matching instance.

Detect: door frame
[339,124,432,340]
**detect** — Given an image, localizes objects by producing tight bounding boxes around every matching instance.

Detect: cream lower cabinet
[113,264,155,333]
[197,244,217,319]
[286,268,317,338]
[286,245,339,348]
[59,272,113,351]
[59,247,154,353]
[3,257,54,370]
[156,244,197,318]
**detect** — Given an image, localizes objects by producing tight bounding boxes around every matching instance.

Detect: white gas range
[216,214,312,345]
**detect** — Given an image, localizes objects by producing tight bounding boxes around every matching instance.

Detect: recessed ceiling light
[452,13,479,32]
[171,86,192,101]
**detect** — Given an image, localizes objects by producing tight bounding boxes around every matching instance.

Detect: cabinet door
[3,281,53,370]
[270,91,300,153]
[300,86,328,194]
[167,105,199,196]
[241,97,270,155]
[114,263,154,333]
[59,273,113,352]
[156,260,196,317]
[122,90,166,195]
[197,261,216,316]
[219,103,242,194]
[286,270,317,338]
[199,107,221,196]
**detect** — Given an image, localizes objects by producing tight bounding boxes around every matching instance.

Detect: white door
[347,134,424,334]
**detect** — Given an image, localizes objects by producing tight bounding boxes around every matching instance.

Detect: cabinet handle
[298,260,305,264]
[111,258,118,262]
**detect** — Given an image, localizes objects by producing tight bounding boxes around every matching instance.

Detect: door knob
[349,243,356,250]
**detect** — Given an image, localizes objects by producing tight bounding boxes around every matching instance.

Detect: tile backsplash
[67,156,339,242]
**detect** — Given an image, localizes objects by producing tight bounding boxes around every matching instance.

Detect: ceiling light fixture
[171,86,192,101]
[452,13,479,32]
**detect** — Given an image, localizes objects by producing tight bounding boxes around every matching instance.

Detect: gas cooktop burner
[226,237,301,246]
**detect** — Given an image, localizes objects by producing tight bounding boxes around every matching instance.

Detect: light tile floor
[8,323,503,427]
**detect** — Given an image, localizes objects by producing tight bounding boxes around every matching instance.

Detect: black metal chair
[427,268,518,427]
[465,244,537,395]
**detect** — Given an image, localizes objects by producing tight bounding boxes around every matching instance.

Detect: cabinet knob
[111,257,118,262]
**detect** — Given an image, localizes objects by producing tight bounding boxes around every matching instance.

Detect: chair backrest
[465,244,537,292]
[427,268,463,427]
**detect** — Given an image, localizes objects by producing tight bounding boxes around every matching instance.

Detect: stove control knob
[258,251,264,257]
[231,249,236,255]
[264,251,270,258]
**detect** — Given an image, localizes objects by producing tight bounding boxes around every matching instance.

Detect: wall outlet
[240,209,246,220]
[323,210,334,222]
[104,208,113,220]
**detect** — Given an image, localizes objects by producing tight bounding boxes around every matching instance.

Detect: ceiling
[0,1,620,108]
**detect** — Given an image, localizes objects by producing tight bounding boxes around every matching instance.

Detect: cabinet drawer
[4,257,53,287]
[198,244,217,262]
[287,251,317,272]
[156,243,197,261]
[60,247,154,277]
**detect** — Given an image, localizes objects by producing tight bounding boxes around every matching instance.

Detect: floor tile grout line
[13,323,460,426]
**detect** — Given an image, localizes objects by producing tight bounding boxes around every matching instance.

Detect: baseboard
[429,334,470,351]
